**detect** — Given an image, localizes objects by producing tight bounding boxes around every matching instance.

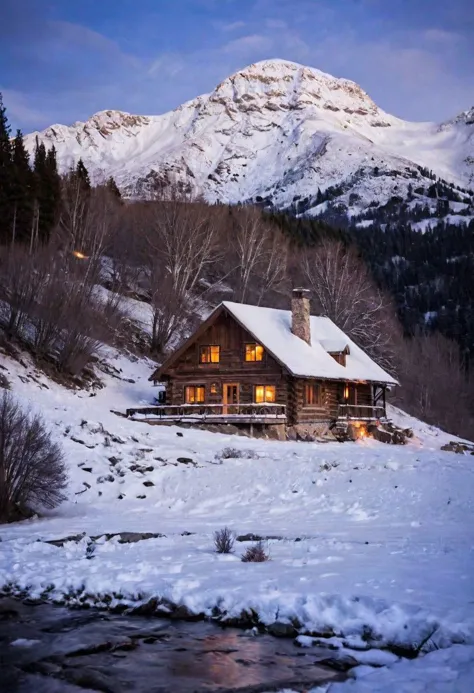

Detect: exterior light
[73,250,89,260]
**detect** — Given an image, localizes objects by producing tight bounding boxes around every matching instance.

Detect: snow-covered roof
[319,339,350,354]
[222,301,397,385]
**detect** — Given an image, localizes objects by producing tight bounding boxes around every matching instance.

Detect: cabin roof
[150,301,398,385]
[221,301,397,385]
[319,339,350,355]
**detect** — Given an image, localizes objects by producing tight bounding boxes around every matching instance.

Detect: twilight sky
[1,0,473,132]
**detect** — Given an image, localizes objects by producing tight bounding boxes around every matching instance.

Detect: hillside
[24,60,474,222]
[0,335,473,690]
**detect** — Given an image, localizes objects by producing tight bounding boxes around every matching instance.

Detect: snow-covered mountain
[24,59,474,216]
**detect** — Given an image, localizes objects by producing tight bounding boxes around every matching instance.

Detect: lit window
[210,382,218,394]
[185,385,205,404]
[343,385,350,400]
[245,344,264,362]
[305,382,320,406]
[255,385,276,403]
[199,345,220,363]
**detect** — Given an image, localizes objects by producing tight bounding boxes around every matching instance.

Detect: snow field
[0,347,473,689]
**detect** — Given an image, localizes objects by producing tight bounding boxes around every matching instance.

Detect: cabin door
[223,383,239,415]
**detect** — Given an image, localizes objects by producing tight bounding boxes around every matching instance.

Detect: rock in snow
[24,59,474,215]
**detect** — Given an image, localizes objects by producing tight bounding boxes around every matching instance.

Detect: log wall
[165,311,288,407]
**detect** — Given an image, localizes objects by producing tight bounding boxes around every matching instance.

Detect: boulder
[267,621,298,638]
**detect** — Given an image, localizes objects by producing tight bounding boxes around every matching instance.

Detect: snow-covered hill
[0,343,473,690]
[24,60,474,217]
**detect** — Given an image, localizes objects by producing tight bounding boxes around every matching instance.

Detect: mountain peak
[235,58,350,84]
[208,58,383,121]
[74,110,151,130]
[23,58,474,209]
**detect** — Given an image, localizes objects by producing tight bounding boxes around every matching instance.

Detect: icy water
[0,599,344,692]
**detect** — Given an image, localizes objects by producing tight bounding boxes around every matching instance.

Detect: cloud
[422,28,461,44]
[221,34,274,56]
[148,54,185,78]
[265,19,288,30]
[1,0,472,131]
[303,27,473,120]
[219,20,246,32]
[0,88,51,130]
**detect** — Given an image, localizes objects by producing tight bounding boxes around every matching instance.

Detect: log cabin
[145,289,398,436]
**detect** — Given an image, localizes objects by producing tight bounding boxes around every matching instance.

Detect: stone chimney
[291,288,311,344]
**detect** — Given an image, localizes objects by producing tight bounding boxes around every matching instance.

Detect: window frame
[245,343,265,362]
[254,384,276,404]
[184,384,205,404]
[304,382,321,407]
[199,345,220,364]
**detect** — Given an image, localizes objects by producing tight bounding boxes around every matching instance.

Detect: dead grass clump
[217,447,257,460]
[214,527,235,554]
[241,541,270,563]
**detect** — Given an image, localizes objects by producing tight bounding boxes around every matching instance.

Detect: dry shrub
[0,246,124,376]
[0,392,67,523]
[214,527,235,554]
[241,540,270,563]
[217,447,257,460]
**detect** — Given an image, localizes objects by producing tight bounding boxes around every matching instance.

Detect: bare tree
[145,199,220,354]
[299,239,401,373]
[56,176,119,286]
[395,331,474,438]
[0,244,123,375]
[106,202,149,295]
[56,170,90,254]
[224,207,288,304]
[0,392,67,522]
[0,247,43,338]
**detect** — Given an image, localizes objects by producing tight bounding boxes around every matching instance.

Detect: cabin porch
[126,402,287,425]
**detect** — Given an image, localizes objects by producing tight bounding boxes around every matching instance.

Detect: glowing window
[304,383,321,406]
[245,344,264,362]
[185,385,205,404]
[199,346,220,363]
[210,382,218,394]
[254,385,276,403]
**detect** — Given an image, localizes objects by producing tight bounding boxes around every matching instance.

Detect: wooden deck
[126,403,287,425]
[337,404,387,421]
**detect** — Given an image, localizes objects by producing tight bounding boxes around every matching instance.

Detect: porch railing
[337,404,386,421]
[126,403,287,421]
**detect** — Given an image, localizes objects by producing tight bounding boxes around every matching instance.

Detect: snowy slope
[24,60,474,215]
[0,337,473,693]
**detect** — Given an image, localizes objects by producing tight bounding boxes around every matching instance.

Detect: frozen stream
[0,599,344,692]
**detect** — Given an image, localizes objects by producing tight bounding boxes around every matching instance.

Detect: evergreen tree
[76,158,91,190]
[11,130,34,244]
[106,176,121,200]
[0,93,13,245]
[33,139,61,244]
[43,145,61,238]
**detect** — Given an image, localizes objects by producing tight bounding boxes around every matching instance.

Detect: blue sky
[1,0,473,131]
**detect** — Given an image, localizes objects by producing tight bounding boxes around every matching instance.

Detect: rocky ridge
[24,59,474,219]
